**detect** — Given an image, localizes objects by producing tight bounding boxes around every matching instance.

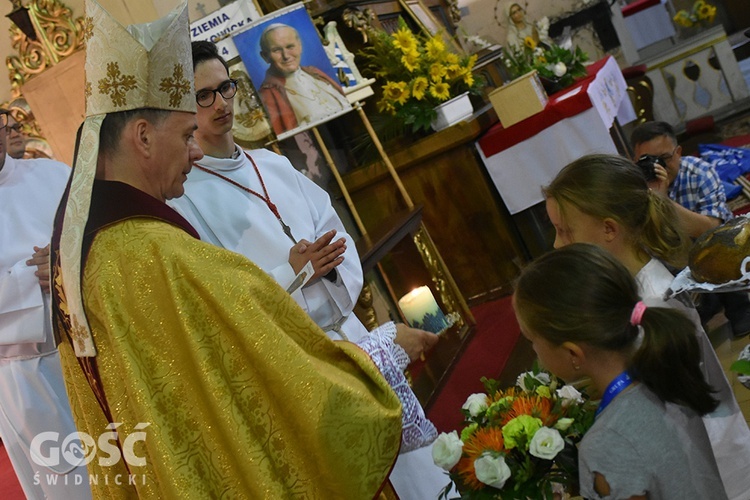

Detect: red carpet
[427,295,521,433]
[0,442,24,499]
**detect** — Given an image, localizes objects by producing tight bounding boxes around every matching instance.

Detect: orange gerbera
[456,427,505,490]
[502,395,554,426]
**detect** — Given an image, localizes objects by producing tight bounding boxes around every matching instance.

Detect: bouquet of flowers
[360,19,481,133]
[673,0,717,28]
[501,38,588,93]
[432,368,597,499]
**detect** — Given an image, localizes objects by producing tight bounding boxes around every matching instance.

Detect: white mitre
[58,0,195,357]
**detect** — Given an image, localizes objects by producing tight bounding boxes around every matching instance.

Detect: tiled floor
[706,312,750,424]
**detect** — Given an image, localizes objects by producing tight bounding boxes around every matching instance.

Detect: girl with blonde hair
[544,153,750,500]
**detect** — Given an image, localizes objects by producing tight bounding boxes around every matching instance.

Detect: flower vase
[431,92,473,131]
[539,76,573,96]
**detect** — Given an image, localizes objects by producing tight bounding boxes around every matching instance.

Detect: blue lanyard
[595,371,632,417]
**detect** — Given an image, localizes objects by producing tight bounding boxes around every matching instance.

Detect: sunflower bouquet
[501,38,588,93]
[359,19,481,133]
[432,368,597,499]
[673,0,717,28]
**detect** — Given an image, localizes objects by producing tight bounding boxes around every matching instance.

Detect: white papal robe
[170,146,454,500]
[0,155,90,499]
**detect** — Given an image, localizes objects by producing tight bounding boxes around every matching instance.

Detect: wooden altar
[342,104,527,305]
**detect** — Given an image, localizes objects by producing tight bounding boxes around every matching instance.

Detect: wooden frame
[398,0,462,52]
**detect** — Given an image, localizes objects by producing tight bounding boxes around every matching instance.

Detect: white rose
[432,431,464,471]
[556,385,584,407]
[516,371,551,391]
[537,16,550,31]
[553,62,567,78]
[462,393,489,417]
[474,453,511,489]
[529,427,565,460]
[554,417,575,432]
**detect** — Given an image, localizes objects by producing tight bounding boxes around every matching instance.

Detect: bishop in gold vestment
[52,179,403,498]
[50,2,403,497]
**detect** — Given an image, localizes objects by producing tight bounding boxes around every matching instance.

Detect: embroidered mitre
[84,0,194,115]
[59,0,195,357]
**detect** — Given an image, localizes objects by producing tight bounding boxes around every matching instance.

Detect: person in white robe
[0,111,91,499]
[168,40,455,500]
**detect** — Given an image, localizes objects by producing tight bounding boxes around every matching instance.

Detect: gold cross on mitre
[57,0,196,357]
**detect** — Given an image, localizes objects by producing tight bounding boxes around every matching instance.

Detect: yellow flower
[445,53,459,65]
[377,99,396,115]
[697,4,716,22]
[411,76,429,100]
[673,10,694,27]
[429,63,447,82]
[392,27,417,54]
[467,54,478,68]
[524,36,536,50]
[430,81,451,100]
[446,64,462,80]
[401,50,420,72]
[425,36,445,59]
[383,81,410,105]
[535,55,547,65]
[463,72,475,87]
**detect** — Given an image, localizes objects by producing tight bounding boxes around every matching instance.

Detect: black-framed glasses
[6,123,21,135]
[0,112,8,130]
[196,80,238,108]
[657,146,679,164]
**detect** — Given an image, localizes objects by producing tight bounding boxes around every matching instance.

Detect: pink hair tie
[630,301,647,326]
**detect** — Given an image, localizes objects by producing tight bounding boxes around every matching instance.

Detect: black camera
[635,154,665,182]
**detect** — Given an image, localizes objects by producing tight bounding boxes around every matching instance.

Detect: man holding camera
[632,121,750,338]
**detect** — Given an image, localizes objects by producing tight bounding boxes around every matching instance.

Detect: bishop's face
[149,111,203,201]
[194,59,235,144]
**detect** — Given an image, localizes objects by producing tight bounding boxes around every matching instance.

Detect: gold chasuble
[52,181,401,498]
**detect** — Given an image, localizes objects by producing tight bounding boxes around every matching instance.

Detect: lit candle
[398,286,449,334]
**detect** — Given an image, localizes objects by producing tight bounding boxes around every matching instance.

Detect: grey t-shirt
[579,384,726,499]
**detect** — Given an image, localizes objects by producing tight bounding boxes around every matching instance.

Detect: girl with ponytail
[545,154,750,499]
[514,243,724,499]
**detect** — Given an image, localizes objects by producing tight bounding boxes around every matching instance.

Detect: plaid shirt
[668,155,733,222]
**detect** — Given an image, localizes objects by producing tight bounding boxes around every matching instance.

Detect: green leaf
[730,359,750,376]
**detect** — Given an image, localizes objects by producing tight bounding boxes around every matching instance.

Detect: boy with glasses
[6,115,26,159]
[632,121,750,338]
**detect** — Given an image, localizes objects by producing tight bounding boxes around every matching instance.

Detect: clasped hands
[288,229,346,283]
[26,244,51,293]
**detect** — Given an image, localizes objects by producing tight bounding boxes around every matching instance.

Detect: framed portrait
[232,3,355,141]
[398,0,462,53]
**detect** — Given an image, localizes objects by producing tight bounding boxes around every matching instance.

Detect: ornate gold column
[4,0,86,159]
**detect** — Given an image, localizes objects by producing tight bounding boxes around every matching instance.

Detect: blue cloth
[699,143,750,181]
[669,155,734,221]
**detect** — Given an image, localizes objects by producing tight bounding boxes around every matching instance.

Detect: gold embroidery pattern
[159,64,191,108]
[98,61,136,108]
[53,253,90,354]
[84,81,92,99]
[81,16,94,43]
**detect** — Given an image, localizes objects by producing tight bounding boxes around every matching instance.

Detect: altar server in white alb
[0,109,91,499]
[172,40,368,344]
[169,40,455,500]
